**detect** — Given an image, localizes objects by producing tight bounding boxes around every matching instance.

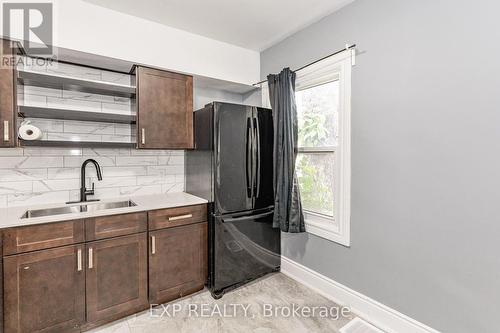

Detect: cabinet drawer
[3,220,85,255]
[85,212,147,241]
[148,204,207,230]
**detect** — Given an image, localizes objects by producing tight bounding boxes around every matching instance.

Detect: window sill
[304,212,350,247]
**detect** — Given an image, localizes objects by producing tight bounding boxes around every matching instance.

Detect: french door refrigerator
[186,102,280,299]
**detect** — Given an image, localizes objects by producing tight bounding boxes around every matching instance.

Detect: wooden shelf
[18,70,136,98]
[19,140,136,148]
[19,106,136,124]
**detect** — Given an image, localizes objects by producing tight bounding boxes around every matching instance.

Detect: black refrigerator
[186,102,281,299]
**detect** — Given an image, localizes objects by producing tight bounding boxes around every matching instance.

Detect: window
[262,49,353,246]
[296,81,338,218]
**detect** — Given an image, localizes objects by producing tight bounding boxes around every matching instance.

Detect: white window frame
[261,49,353,246]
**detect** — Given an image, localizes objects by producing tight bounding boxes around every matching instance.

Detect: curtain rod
[253,43,356,86]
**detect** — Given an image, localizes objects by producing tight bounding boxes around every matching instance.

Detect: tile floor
[90,273,355,333]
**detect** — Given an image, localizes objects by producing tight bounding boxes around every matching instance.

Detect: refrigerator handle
[222,210,273,223]
[246,116,253,198]
[216,118,221,187]
[253,114,261,198]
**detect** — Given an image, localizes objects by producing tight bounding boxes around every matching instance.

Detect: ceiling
[84,0,354,51]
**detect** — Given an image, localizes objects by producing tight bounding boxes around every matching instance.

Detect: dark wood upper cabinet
[136,66,194,149]
[0,39,17,148]
[149,222,207,304]
[3,245,85,333]
[85,233,148,326]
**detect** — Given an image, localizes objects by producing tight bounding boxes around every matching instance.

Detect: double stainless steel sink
[21,200,137,219]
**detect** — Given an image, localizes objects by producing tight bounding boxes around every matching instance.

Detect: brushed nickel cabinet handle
[168,214,193,221]
[3,121,9,142]
[151,236,156,255]
[88,248,93,269]
[77,249,82,271]
[141,128,145,145]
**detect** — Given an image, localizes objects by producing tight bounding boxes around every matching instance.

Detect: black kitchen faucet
[67,159,103,204]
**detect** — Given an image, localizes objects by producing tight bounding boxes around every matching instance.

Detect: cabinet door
[86,233,148,325]
[0,39,16,148]
[149,222,207,304]
[3,245,85,333]
[0,236,3,333]
[136,66,193,149]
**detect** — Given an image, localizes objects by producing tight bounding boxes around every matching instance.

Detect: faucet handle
[86,182,95,195]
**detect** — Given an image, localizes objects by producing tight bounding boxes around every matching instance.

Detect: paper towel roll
[18,121,43,140]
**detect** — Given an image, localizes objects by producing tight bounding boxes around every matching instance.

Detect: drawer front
[85,212,147,241]
[148,204,207,230]
[3,220,85,255]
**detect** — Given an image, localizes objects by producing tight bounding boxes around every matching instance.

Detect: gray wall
[193,87,244,110]
[261,1,500,332]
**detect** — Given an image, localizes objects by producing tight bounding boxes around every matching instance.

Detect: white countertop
[0,192,208,229]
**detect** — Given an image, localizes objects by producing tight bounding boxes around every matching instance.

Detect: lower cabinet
[3,245,85,333]
[149,222,207,304]
[85,233,148,327]
[1,205,207,333]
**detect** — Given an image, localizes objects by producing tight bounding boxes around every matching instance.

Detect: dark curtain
[267,68,305,233]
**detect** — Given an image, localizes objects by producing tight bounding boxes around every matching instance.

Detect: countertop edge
[0,192,208,229]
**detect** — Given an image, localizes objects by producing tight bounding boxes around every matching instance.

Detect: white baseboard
[280,256,440,333]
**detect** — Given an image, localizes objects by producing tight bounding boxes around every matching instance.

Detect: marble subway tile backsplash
[0,148,185,208]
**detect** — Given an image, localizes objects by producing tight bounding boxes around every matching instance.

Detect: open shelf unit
[18,106,136,124]
[17,62,137,148]
[17,70,136,98]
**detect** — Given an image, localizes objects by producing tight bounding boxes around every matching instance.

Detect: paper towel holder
[18,120,43,141]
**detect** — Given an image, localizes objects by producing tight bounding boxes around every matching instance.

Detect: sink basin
[21,200,137,219]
